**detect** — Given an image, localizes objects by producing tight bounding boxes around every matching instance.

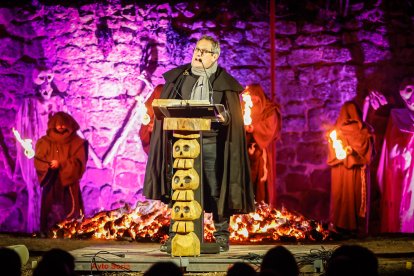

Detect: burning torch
[328,130,352,160]
[135,95,150,125]
[242,92,253,126]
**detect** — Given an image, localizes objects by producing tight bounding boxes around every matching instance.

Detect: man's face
[192,39,219,69]
[400,84,414,112]
[55,123,68,134]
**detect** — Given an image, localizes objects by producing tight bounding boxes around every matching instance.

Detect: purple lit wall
[0,1,270,232]
[1,1,414,232]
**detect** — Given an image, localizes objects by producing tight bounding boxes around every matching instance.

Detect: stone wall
[274,1,414,220]
[0,1,271,232]
[1,0,414,232]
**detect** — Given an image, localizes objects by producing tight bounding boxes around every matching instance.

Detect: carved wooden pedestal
[164,118,220,256]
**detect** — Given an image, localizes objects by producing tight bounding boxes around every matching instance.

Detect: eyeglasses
[194,47,214,55]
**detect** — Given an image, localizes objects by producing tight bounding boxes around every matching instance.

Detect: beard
[54,128,69,134]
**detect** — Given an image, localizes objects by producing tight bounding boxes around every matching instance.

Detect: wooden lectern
[152,99,226,256]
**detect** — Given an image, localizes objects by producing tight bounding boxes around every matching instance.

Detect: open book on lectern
[152,99,227,122]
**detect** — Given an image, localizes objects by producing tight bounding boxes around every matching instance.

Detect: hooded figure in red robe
[378,78,414,233]
[243,84,281,206]
[34,112,87,234]
[327,101,374,234]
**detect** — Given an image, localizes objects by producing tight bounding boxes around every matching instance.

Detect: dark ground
[1,232,414,275]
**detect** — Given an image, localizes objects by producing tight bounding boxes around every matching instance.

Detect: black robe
[143,63,255,217]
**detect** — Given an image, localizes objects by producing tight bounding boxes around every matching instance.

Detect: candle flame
[12,128,35,159]
[329,130,346,160]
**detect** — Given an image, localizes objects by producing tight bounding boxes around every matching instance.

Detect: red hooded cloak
[243,84,281,206]
[34,112,87,233]
[327,101,374,232]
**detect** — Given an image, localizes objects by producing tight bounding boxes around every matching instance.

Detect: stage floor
[1,233,413,275]
[69,243,339,273]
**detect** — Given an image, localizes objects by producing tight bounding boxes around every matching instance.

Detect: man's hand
[217,113,225,122]
[50,160,59,169]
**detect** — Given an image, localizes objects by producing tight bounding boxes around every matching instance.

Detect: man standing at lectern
[143,35,254,252]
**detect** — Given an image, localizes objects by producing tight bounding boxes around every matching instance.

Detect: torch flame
[242,92,253,125]
[12,128,35,159]
[329,130,347,160]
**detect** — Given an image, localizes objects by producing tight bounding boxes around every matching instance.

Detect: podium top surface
[152,99,226,123]
[152,99,211,107]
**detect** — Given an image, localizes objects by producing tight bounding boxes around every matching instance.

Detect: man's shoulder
[216,66,237,81]
[36,135,49,145]
[214,67,243,93]
[71,134,87,145]
[163,64,191,82]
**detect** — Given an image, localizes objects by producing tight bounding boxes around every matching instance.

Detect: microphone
[197,59,214,104]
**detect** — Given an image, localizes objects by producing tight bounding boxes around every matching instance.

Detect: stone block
[284,173,311,192]
[0,37,23,63]
[296,142,328,165]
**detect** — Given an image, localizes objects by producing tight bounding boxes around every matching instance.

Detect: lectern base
[165,242,221,255]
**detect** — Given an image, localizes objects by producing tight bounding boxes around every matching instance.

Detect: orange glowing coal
[229,202,329,242]
[51,201,329,243]
[51,201,171,241]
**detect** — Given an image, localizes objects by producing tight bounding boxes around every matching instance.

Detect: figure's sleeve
[219,107,230,125]
[253,112,280,149]
[34,138,52,185]
[59,139,88,187]
[139,124,152,155]
[343,129,373,168]
[219,94,231,125]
